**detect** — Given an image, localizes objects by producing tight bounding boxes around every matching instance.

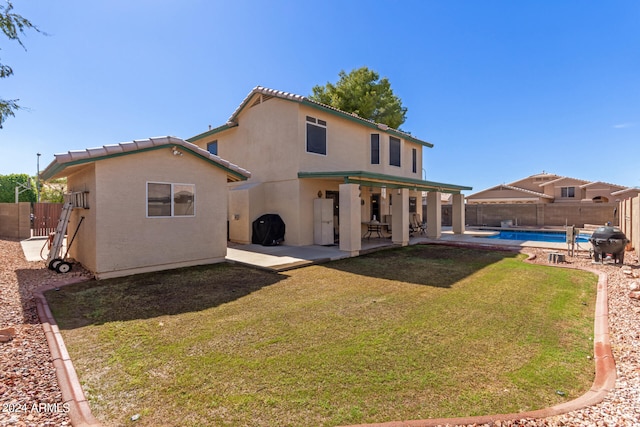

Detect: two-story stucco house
[188,87,471,255]
[466,172,627,204]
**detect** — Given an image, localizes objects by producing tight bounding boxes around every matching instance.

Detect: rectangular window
[561,187,575,198]
[207,141,218,155]
[147,182,195,217]
[306,116,327,155]
[389,136,401,167]
[412,148,417,173]
[370,134,380,164]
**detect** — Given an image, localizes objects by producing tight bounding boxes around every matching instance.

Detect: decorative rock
[0,327,16,342]
[629,291,640,300]
[629,281,640,292]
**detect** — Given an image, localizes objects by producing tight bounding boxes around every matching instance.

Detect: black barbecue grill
[588,226,628,264]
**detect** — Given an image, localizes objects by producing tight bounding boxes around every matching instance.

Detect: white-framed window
[561,186,575,198]
[389,136,401,167]
[147,182,195,217]
[306,116,327,155]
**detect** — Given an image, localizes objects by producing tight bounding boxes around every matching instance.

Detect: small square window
[207,141,218,156]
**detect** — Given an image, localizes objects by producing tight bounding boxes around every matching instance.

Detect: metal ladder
[46,201,73,268]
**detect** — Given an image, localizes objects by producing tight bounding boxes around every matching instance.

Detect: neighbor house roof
[539,176,590,187]
[40,136,251,182]
[580,181,625,189]
[468,184,554,200]
[611,187,640,197]
[187,86,434,148]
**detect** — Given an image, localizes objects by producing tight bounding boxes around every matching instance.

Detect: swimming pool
[485,230,591,243]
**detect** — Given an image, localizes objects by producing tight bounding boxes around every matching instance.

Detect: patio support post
[426,191,442,239]
[392,188,409,246]
[452,193,465,234]
[339,183,361,256]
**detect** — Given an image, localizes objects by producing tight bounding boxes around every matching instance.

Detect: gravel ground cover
[0,238,638,426]
[0,239,91,427]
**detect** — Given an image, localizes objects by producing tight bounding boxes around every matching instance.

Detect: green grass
[45,245,597,427]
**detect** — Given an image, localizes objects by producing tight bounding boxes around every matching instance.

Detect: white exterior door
[313,198,334,245]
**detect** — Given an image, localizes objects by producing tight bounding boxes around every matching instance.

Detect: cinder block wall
[619,196,639,257]
[437,202,620,228]
[0,202,31,239]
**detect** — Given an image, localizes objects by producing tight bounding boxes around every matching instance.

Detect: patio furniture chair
[410,213,426,235]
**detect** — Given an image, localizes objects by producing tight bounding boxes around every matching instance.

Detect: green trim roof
[298,171,471,194]
[188,86,434,148]
[40,136,251,182]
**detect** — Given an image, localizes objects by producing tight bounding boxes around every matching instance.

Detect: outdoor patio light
[171,146,183,156]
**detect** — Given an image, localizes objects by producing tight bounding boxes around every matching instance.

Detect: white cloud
[613,122,636,129]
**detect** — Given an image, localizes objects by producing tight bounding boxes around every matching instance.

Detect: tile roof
[189,86,433,148]
[498,184,555,199]
[40,136,251,181]
[467,183,554,200]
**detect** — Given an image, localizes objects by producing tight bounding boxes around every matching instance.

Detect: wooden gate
[32,203,64,237]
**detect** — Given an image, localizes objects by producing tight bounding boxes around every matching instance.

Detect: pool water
[485,230,591,243]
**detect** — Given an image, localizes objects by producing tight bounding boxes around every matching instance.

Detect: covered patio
[298,171,472,255]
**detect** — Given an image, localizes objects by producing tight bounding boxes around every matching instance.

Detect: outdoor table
[362,221,388,239]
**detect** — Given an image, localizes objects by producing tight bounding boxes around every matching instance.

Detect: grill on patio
[588,226,628,264]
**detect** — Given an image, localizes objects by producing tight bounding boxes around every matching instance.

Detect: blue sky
[2,0,638,194]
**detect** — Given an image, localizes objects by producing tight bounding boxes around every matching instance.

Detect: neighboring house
[466,172,628,204]
[188,86,471,254]
[40,136,250,279]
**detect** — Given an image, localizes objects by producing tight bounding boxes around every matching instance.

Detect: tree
[0,173,36,202]
[39,177,66,203]
[1,1,41,128]
[309,67,408,130]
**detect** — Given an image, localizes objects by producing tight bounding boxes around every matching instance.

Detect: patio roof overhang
[298,171,472,194]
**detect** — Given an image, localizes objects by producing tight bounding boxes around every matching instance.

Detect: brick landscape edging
[343,252,617,427]
[34,279,102,427]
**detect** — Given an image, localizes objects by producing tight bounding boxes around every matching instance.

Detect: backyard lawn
[45,245,597,427]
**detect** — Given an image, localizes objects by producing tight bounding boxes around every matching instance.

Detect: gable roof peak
[215,85,433,148]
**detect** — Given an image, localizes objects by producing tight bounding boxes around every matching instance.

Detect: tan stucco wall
[66,163,98,272]
[67,149,229,278]
[583,184,622,202]
[209,99,301,183]
[228,182,265,244]
[0,202,31,239]
[296,104,423,180]
[196,97,423,183]
[193,95,425,247]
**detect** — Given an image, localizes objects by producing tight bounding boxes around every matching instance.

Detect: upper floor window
[147,182,195,217]
[412,148,417,173]
[561,186,575,198]
[370,134,380,164]
[306,116,327,155]
[389,136,401,167]
[207,141,218,156]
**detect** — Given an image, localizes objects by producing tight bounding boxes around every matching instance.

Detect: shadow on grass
[40,245,520,330]
[42,263,285,330]
[325,244,521,288]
